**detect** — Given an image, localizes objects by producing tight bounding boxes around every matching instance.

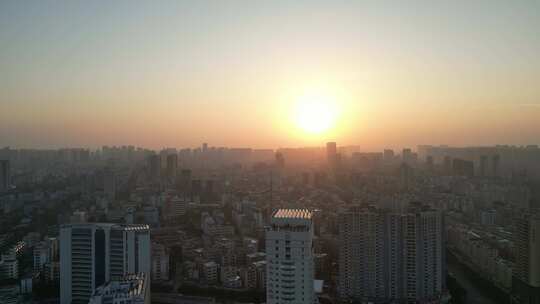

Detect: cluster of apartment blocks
[180,233,267,290]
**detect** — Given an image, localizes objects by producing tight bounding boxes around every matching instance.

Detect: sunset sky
[1,1,539,150]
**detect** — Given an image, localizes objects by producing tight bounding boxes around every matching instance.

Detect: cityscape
[1,1,540,304]
[0,144,539,303]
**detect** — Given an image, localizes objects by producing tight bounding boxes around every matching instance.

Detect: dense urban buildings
[0,142,539,304]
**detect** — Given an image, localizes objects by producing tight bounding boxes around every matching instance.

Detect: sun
[294,92,339,134]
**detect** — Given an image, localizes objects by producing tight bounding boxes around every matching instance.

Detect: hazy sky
[1,0,539,150]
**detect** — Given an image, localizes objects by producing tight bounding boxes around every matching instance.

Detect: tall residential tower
[266,209,315,304]
[338,203,446,303]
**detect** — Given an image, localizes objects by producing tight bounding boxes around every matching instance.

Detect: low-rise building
[88,273,149,304]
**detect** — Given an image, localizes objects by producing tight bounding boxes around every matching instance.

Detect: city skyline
[1,1,540,150]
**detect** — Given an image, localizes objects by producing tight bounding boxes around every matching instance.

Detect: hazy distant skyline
[1,1,539,150]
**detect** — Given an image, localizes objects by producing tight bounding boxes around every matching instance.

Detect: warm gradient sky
[1,0,539,150]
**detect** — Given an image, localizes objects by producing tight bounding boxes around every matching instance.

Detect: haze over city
[1,1,540,150]
[2,2,540,304]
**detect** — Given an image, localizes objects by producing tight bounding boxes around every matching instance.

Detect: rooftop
[273,209,312,220]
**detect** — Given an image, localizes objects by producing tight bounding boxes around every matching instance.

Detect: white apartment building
[60,223,151,304]
[266,209,315,304]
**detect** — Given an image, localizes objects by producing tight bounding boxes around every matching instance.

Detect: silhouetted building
[384,149,395,163]
[443,156,452,174]
[103,168,116,201]
[327,142,338,168]
[275,152,285,169]
[402,148,413,164]
[147,154,161,181]
[425,156,435,174]
[452,158,474,177]
[480,155,488,177]
[166,153,178,181]
[492,154,501,177]
[0,160,9,191]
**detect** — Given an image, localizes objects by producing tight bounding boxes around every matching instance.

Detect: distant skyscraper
[512,213,540,303]
[480,155,488,177]
[103,168,116,201]
[443,156,452,174]
[60,223,150,304]
[327,142,337,168]
[492,154,500,177]
[399,162,413,190]
[338,203,446,303]
[178,169,192,197]
[147,154,160,181]
[402,148,413,164]
[452,158,474,177]
[275,152,285,169]
[0,160,10,191]
[166,153,178,181]
[383,149,395,163]
[426,155,434,171]
[266,209,315,304]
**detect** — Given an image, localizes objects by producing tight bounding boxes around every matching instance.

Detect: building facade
[338,203,447,304]
[512,213,540,303]
[266,209,315,304]
[60,223,151,304]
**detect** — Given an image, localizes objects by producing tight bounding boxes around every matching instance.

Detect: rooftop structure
[89,273,149,304]
[273,208,312,220]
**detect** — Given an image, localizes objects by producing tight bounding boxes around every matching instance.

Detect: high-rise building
[147,154,161,181]
[0,160,9,191]
[60,223,151,304]
[383,149,395,163]
[266,209,315,304]
[151,242,170,282]
[326,142,337,167]
[480,155,488,177]
[452,158,474,177]
[512,213,540,303]
[443,156,452,174]
[166,153,178,181]
[103,168,116,201]
[275,152,285,169]
[426,155,434,171]
[399,163,413,191]
[402,148,413,164]
[338,203,446,303]
[492,154,500,177]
